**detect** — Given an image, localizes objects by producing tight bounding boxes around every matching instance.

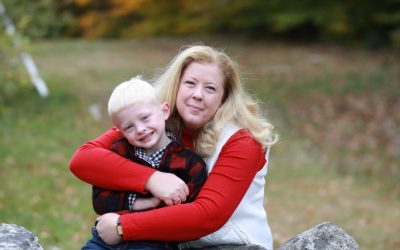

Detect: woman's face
[176,62,225,131]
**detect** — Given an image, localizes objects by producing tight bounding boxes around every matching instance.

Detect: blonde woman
[70,45,278,250]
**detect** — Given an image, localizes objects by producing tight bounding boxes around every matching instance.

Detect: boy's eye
[124,125,133,131]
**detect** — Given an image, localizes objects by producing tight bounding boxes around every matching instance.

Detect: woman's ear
[161,101,171,120]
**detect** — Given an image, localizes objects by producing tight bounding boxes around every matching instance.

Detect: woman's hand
[96,213,122,245]
[145,171,189,206]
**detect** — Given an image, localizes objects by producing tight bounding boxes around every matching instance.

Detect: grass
[1,38,399,249]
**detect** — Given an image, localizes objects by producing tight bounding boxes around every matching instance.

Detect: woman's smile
[176,62,225,131]
[187,104,203,112]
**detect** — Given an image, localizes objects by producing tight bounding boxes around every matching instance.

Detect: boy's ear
[161,101,170,120]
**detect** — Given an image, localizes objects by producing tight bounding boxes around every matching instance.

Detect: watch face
[117,225,123,236]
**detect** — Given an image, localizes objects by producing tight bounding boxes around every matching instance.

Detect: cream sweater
[182,121,273,250]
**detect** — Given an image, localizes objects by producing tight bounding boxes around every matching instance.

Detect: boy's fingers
[164,198,173,206]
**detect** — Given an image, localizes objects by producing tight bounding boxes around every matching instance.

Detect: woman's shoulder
[215,120,259,147]
[228,129,261,146]
[232,128,252,138]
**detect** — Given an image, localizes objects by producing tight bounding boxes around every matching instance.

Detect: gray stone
[200,244,267,250]
[0,223,43,250]
[0,221,359,250]
[278,221,359,250]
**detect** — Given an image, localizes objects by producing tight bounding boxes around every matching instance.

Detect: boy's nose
[137,123,146,133]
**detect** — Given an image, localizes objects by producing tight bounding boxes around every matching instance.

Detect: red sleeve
[69,128,156,192]
[120,129,267,241]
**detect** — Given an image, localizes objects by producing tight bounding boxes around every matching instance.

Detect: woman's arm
[69,128,189,201]
[69,128,155,192]
[117,130,266,241]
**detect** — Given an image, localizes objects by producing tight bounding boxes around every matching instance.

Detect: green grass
[1,38,399,249]
[0,79,104,247]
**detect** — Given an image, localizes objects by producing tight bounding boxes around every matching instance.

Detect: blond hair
[154,45,277,157]
[108,76,158,122]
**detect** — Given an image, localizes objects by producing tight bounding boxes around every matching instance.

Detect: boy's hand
[96,213,122,245]
[145,171,189,206]
[147,196,163,208]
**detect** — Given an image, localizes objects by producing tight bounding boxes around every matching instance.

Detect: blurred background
[1,0,399,249]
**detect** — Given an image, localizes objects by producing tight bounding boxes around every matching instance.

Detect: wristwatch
[116,217,123,237]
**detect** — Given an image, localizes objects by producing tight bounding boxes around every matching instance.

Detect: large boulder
[278,221,359,250]
[201,245,266,250]
[0,221,359,250]
[0,223,43,250]
[196,221,359,250]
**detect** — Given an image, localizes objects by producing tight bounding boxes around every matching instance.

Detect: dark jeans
[81,226,176,250]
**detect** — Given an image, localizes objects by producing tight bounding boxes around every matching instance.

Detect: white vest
[182,122,273,250]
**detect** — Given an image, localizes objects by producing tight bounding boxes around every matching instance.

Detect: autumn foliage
[2,0,400,48]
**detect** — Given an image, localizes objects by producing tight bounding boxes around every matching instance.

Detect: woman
[70,45,278,249]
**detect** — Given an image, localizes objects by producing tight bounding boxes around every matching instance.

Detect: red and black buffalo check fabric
[92,136,207,215]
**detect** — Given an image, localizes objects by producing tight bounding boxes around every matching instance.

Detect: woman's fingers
[145,171,189,204]
[96,213,122,245]
[164,192,188,206]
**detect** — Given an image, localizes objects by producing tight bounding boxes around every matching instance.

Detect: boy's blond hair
[108,76,158,122]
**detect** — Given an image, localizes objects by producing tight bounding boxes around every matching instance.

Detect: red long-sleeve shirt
[69,127,266,241]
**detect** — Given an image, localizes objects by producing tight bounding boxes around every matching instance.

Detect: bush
[1,0,75,39]
[0,28,30,112]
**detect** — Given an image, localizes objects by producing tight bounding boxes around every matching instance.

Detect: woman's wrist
[96,213,123,245]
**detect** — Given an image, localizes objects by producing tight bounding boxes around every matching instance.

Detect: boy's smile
[114,101,171,153]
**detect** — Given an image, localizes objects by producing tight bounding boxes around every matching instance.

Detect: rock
[0,223,43,250]
[201,245,267,250]
[0,221,359,250]
[278,221,359,250]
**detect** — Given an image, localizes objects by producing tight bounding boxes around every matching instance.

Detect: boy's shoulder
[110,136,132,156]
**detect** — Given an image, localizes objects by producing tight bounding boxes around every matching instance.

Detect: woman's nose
[192,86,203,100]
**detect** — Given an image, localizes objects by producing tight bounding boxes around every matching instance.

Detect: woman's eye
[206,86,216,92]
[185,80,195,86]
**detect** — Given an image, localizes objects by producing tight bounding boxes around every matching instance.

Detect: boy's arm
[133,197,162,211]
[185,154,208,202]
[162,144,208,203]
[92,187,162,214]
[92,186,132,215]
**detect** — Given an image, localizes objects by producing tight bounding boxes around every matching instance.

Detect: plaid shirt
[92,133,208,215]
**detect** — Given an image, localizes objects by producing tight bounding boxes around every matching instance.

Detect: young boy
[82,77,208,250]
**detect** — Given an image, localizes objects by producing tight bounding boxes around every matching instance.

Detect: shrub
[0,28,30,112]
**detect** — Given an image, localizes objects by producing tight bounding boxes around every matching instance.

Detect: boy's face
[114,101,170,152]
